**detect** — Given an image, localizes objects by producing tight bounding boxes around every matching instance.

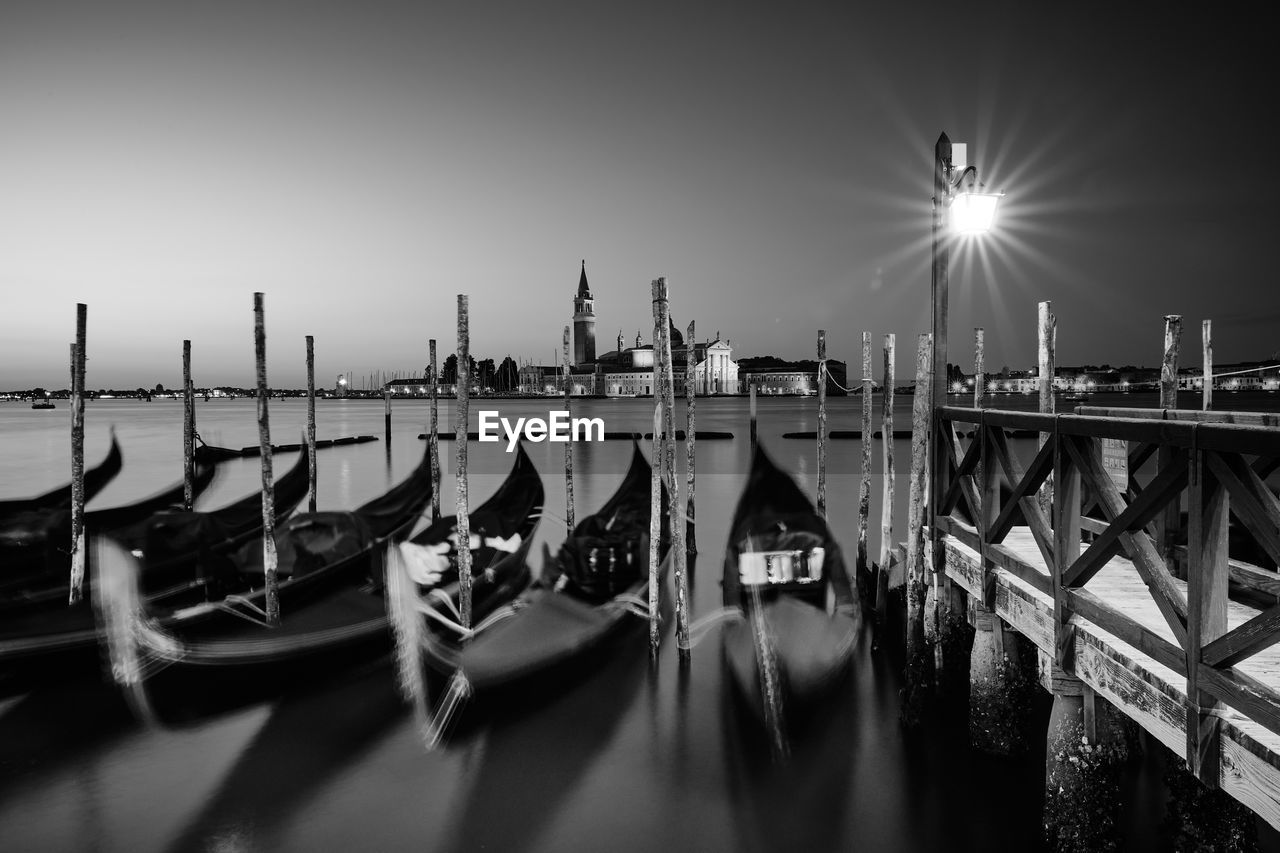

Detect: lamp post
[928,131,1001,656]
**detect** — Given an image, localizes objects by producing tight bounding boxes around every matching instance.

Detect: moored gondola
[95,443,542,722]
[0,449,309,693]
[720,444,860,752]
[388,442,667,745]
[0,435,125,574]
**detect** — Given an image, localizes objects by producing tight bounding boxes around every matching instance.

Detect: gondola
[0,458,218,595]
[0,449,308,692]
[720,444,860,748]
[0,434,124,545]
[389,442,666,744]
[95,444,540,722]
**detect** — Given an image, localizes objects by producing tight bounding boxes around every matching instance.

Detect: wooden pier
[931,404,1280,828]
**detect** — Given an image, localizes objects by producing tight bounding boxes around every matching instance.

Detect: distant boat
[31,401,55,410]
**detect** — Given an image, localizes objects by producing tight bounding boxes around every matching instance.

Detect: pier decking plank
[942,525,1280,829]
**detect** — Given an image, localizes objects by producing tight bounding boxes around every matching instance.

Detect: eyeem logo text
[479,411,605,452]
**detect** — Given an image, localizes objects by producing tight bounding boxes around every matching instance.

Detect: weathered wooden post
[653,279,689,658]
[455,296,473,629]
[648,393,663,661]
[903,332,932,720]
[749,382,757,450]
[306,336,317,512]
[428,339,441,523]
[816,329,827,517]
[1158,315,1183,569]
[253,293,281,626]
[685,320,697,556]
[183,339,195,511]
[973,328,984,410]
[1202,319,1213,412]
[875,333,896,626]
[1037,302,1056,518]
[68,304,88,604]
[1161,314,1183,409]
[857,332,872,585]
[563,325,575,531]
[384,382,392,443]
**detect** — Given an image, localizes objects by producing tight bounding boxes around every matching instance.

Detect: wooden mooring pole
[456,296,473,629]
[973,328,984,410]
[816,329,827,517]
[384,382,392,442]
[563,326,575,531]
[685,320,697,556]
[905,333,931,673]
[1158,314,1183,569]
[653,278,690,657]
[183,339,195,511]
[857,332,872,581]
[875,333,895,626]
[306,335,317,512]
[253,293,280,626]
[749,382,757,450]
[1037,302,1056,518]
[1202,319,1213,412]
[68,304,87,604]
[428,339,441,523]
[648,387,663,661]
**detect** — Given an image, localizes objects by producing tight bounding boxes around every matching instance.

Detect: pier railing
[934,405,1280,783]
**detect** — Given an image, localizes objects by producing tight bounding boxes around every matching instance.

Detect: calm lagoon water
[1,393,1276,851]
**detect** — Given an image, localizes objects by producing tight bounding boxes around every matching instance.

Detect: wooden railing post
[1053,428,1081,672]
[979,416,1001,608]
[1158,315,1184,571]
[1187,437,1229,786]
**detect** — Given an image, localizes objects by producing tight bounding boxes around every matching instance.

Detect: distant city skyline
[2,3,1276,390]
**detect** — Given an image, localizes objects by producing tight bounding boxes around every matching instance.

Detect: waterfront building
[522,263,742,396]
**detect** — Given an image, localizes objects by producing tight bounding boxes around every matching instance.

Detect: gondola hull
[720,445,861,734]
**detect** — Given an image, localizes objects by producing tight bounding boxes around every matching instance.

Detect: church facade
[517,262,740,396]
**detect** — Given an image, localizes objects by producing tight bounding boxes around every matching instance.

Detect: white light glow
[951,191,1002,234]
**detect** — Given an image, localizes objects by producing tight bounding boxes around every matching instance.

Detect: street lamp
[931,132,1002,412]
[929,132,1001,610]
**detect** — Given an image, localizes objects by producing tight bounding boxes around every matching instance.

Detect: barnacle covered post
[253,292,280,626]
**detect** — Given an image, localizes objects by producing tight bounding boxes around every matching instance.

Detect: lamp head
[951,190,1002,234]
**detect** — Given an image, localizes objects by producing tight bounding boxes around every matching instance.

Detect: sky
[1,2,1276,389]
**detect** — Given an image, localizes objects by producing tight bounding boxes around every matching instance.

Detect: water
[1,393,1277,851]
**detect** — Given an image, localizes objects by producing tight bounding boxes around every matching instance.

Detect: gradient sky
[2,2,1275,389]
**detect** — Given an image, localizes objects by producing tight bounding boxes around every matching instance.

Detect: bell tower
[572,260,596,365]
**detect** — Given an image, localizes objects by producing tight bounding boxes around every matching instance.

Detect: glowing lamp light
[951,191,1002,234]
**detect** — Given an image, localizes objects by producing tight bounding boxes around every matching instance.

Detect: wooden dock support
[857,331,872,580]
[875,334,895,625]
[253,293,281,626]
[428,339,441,524]
[183,339,195,511]
[563,325,575,531]
[685,320,697,556]
[455,295,473,629]
[816,329,827,517]
[68,304,87,604]
[903,332,932,720]
[306,335,317,512]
